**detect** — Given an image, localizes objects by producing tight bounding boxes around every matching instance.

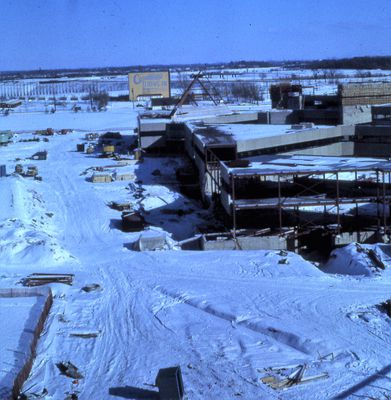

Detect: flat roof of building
[139,104,262,125]
[188,123,339,152]
[222,154,391,177]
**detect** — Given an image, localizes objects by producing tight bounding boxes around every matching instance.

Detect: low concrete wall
[203,112,259,124]
[257,110,297,125]
[201,234,296,251]
[0,287,53,400]
[333,231,379,247]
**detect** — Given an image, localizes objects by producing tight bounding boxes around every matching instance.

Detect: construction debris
[22,273,74,287]
[25,165,39,178]
[64,393,79,400]
[18,388,48,399]
[30,151,48,160]
[35,128,54,136]
[56,362,84,379]
[86,144,95,154]
[121,211,146,232]
[261,364,328,390]
[107,201,132,211]
[69,331,100,339]
[85,132,99,141]
[15,164,40,179]
[15,164,23,174]
[81,283,102,293]
[356,243,386,270]
[380,299,391,318]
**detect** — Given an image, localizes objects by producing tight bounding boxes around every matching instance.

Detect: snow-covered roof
[188,123,333,148]
[223,154,391,176]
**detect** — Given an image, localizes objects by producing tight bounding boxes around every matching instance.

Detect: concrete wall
[236,126,345,154]
[342,105,372,125]
[257,110,297,125]
[354,124,391,156]
[139,134,166,149]
[201,234,296,251]
[333,231,378,247]
[283,141,355,157]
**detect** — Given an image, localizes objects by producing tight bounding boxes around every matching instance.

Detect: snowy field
[1,66,391,118]
[1,103,391,399]
[0,102,137,132]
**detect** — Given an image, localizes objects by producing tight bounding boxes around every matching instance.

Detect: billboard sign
[128,71,170,100]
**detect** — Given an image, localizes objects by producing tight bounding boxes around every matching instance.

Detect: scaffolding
[220,162,391,241]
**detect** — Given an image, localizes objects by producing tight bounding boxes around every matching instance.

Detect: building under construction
[136,81,391,251]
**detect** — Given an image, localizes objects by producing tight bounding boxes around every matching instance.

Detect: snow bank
[324,243,391,277]
[0,178,72,266]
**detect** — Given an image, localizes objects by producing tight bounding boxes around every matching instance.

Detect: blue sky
[0,0,390,70]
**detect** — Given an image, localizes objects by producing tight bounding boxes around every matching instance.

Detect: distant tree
[231,82,263,104]
[90,91,109,111]
[176,71,191,91]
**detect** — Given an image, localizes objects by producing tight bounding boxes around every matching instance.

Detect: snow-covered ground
[0,102,138,132]
[0,293,48,399]
[1,106,391,399]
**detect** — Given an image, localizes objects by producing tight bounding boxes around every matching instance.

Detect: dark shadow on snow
[332,363,391,399]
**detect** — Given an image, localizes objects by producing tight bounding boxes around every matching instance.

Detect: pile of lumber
[22,273,74,287]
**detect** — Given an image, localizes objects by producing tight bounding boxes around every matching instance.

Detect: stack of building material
[134,232,172,251]
[339,83,391,106]
[114,172,135,181]
[22,273,74,286]
[91,173,113,183]
[107,201,132,211]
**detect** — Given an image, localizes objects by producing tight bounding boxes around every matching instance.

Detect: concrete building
[135,84,391,251]
[269,82,391,126]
